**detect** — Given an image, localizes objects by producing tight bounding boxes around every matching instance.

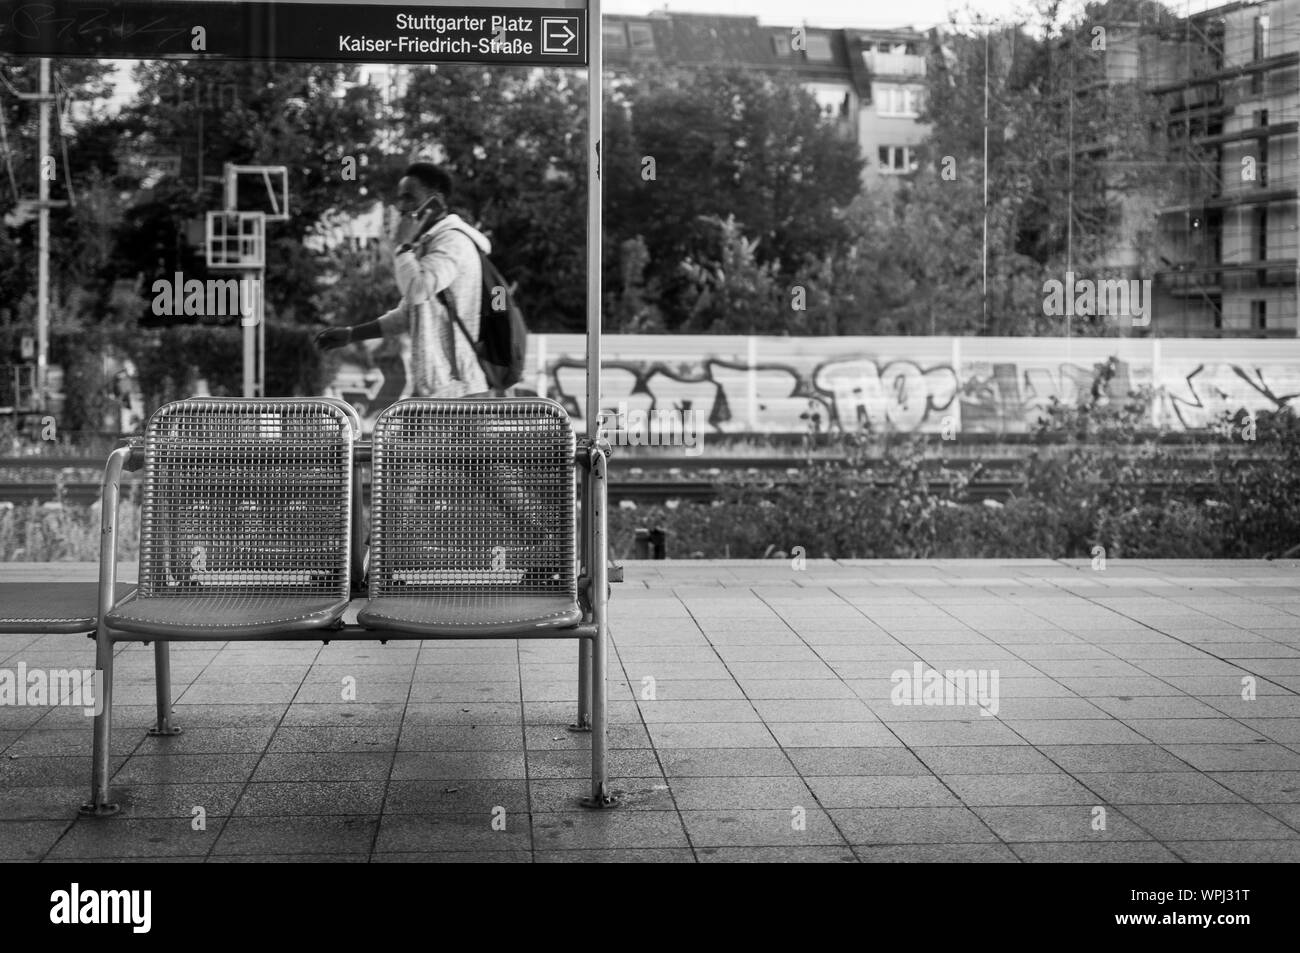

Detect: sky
[599,0,1241,31]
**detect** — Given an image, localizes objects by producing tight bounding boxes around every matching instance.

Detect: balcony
[862,51,925,78]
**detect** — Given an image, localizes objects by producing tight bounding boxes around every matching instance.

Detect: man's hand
[393,211,420,247]
[314,327,352,350]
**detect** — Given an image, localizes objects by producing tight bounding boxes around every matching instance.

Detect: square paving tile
[942,773,1097,806]
[971,805,1152,842]
[1009,842,1181,862]
[806,775,962,808]
[385,779,530,815]
[533,811,690,850]
[645,722,777,748]
[854,843,1019,862]
[914,745,1061,775]
[668,776,814,810]
[697,846,858,862]
[232,781,387,816]
[1072,772,1243,804]
[48,817,217,859]
[659,748,797,778]
[211,815,378,855]
[0,820,75,860]
[251,752,392,783]
[680,807,846,847]
[828,807,999,845]
[1117,803,1300,841]
[375,814,530,853]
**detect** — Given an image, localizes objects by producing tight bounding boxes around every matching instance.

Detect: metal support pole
[580,447,617,808]
[242,268,257,397]
[147,641,181,736]
[571,463,592,731]
[36,58,49,409]
[585,0,602,440]
[350,454,368,592]
[82,446,130,817]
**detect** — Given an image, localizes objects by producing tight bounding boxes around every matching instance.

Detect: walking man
[316,162,491,398]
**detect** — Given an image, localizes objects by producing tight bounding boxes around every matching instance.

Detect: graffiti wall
[325,335,1300,435]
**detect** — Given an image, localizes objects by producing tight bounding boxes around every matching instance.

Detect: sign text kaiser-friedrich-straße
[0,1,587,65]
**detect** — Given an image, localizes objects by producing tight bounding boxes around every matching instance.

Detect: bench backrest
[136,398,355,600]
[368,398,577,599]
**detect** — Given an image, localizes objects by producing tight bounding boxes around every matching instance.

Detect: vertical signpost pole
[583,0,614,807]
[36,58,50,410]
[225,164,255,399]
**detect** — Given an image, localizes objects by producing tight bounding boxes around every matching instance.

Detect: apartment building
[602,11,932,185]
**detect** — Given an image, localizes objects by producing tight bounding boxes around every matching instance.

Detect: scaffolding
[1148,0,1300,336]
[1047,1,1300,336]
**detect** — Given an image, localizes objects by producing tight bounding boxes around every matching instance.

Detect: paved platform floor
[2,558,1300,862]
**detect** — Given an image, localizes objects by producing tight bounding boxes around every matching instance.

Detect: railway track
[0,451,1262,507]
[0,475,1231,506]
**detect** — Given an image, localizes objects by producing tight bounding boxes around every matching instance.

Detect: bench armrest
[97,445,135,627]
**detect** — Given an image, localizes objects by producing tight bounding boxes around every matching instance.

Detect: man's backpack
[437,234,527,392]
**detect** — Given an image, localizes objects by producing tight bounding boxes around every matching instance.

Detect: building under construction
[1132,0,1300,336]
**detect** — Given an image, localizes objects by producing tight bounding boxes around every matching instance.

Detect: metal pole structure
[81,445,130,817]
[579,0,615,808]
[225,164,256,398]
[36,58,49,409]
[586,0,602,437]
[982,29,989,335]
[256,263,265,397]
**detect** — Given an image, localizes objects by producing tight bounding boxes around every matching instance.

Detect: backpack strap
[434,224,484,347]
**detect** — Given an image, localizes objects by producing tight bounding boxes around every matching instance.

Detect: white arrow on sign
[540,17,579,54]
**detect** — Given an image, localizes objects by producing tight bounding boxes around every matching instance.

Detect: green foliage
[608,386,1300,560]
[605,64,864,329]
[678,215,786,333]
[398,66,589,331]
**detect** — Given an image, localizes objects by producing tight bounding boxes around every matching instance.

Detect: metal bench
[0,583,135,635]
[86,395,615,815]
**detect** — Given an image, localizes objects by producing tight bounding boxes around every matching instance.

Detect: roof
[604,12,872,96]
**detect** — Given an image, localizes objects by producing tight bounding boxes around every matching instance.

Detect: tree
[920,5,1176,334]
[109,59,387,324]
[605,64,864,329]
[397,65,589,331]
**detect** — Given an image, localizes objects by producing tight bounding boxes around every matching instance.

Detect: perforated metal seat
[358,398,581,636]
[0,583,135,634]
[105,398,355,640]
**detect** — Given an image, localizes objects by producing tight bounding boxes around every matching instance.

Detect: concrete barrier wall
[325,335,1300,434]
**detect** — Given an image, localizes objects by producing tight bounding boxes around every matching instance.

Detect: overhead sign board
[0,0,588,65]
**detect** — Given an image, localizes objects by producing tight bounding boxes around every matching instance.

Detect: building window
[1255,209,1268,260]
[1254,15,1269,60]
[628,22,655,52]
[876,85,922,117]
[603,24,628,49]
[1252,300,1267,330]
[878,145,919,174]
[812,88,851,120]
[806,34,834,62]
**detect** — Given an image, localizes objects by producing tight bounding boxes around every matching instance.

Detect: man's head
[396,162,453,216]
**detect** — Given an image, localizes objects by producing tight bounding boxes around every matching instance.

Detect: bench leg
[570,639,592,732]
[570,464,592,732]
[147,641,182,736]
[82,444,129,817]
[581,449,618,808]
[81,622,119,816]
